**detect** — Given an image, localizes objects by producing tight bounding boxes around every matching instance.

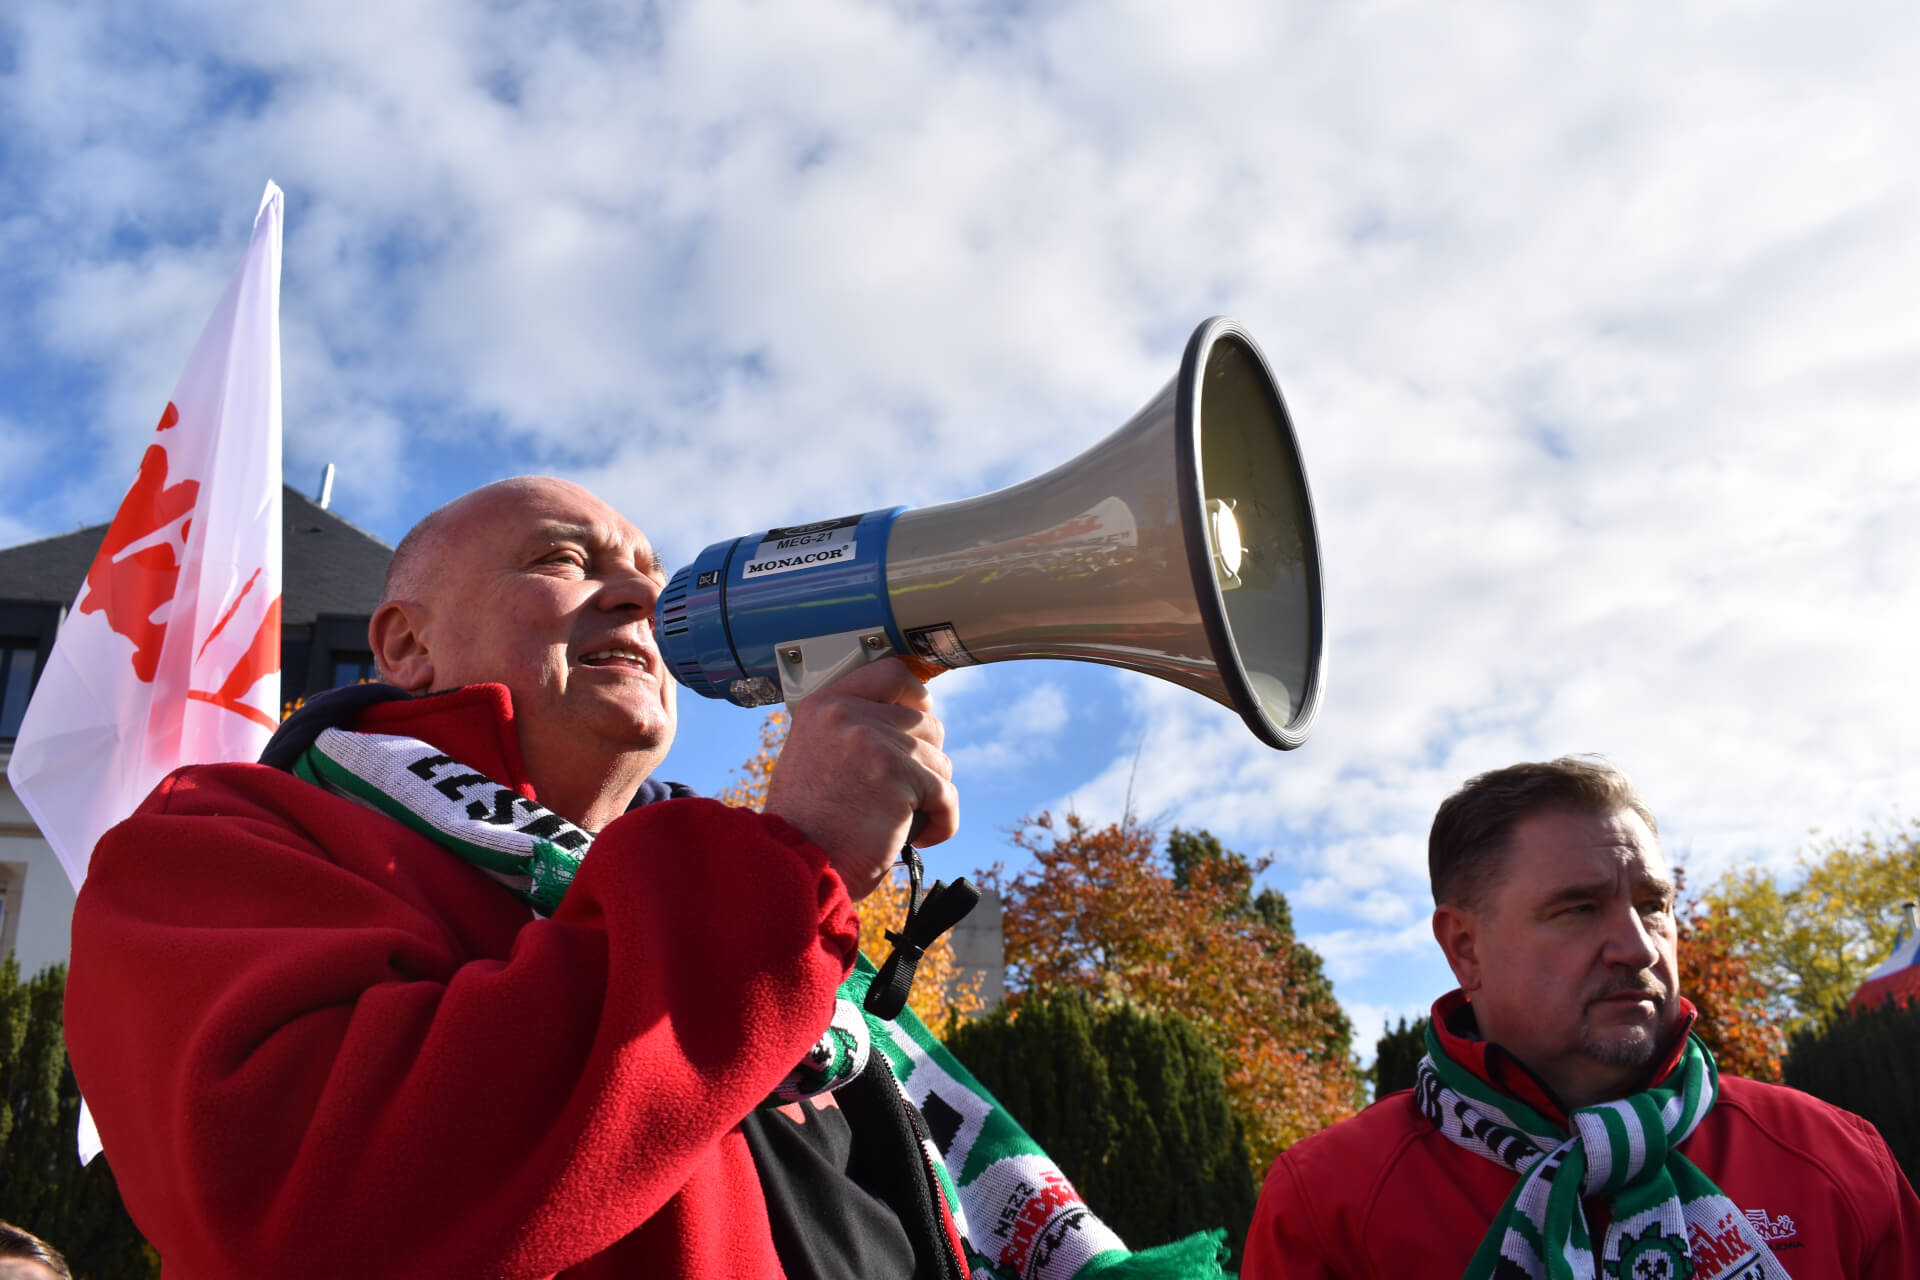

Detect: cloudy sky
[5,0,1919,1052]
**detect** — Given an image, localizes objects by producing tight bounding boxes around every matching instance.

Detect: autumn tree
[989,811,1362,1173]
[715,710,984,1029]
[1703,821,1920,1029]
[711,708,790,812]
[1167,827,1352,1065]
[1672,869,1785,1081]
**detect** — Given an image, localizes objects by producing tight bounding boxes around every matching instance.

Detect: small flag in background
[1849,902,1920,1012]
[7,180,285,891]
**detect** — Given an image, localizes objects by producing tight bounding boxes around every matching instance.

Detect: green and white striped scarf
[1415,1020,1791,1280]
[295,726,1224,1280]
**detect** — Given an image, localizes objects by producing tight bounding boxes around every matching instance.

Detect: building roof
[0,486,393,625]
[279,487,394,623]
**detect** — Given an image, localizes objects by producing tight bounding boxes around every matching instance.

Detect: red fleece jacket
[1243,992,1920,1279]
[65,685,862,1279]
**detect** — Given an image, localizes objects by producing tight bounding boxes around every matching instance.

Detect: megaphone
[657,316,1325,750]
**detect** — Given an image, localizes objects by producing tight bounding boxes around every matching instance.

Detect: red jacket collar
[355,684,539,803]
[1428,989,1699,1126]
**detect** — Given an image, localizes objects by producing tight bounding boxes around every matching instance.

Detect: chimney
[316,463,336,510]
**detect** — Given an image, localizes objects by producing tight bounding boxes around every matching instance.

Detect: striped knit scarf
[1416,1020,1792,1280]
[294,726,1224,1280]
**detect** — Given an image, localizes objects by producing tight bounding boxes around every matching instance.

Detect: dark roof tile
[0,486,393,626]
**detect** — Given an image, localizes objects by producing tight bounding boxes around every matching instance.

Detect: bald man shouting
[67,478,1223,1279]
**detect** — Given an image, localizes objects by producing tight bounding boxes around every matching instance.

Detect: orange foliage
[1676,870,1786,1081]
[718,710,985,1030]
[713,709,788,811]
[990,811,1361,1172]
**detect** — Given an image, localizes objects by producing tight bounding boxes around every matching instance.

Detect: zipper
[871,1050,971,1280]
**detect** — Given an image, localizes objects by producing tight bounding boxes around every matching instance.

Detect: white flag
[7,181,285,891]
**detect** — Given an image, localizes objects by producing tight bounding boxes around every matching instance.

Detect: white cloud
[925,663,992,718]
[0,416,49,545]
[1005,684,1069,738]
[1342,997,1437,1072]
[1305,919,1441,985]
[949,681,1071,777]
[7,0,1920,1025]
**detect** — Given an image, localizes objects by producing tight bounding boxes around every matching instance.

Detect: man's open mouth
[579,648,652,670]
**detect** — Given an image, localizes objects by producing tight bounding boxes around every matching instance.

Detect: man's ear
[1432,903,1484,995]
[369,601,434,692]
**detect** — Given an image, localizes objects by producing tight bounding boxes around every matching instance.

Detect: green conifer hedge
[945,989,1257,1263]
[1371,1016,1430,1099]
[1781,997,1920,1188]
[0,958,158,1279]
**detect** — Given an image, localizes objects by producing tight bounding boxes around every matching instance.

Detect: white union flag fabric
[8,182,285,932]
[7,181,286,1161]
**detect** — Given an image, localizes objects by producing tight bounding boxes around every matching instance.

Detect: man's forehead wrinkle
[524,519,599,547]
[1529,850,1672,898]
[1541,876,1622,902]
[525,516,642,549]
[398,478,658,592]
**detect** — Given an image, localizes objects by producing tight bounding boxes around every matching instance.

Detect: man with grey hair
[1244,756,1920,1279]
[66,476,1226,1280]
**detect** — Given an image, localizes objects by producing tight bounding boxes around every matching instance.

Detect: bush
[0,958,158,1279]
[946,989,1257,1264]
[1781,997,1920,1188]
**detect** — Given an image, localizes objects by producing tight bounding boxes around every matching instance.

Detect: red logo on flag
[77,409,199,682]
[187,567,281,730]
[76,402,281,729]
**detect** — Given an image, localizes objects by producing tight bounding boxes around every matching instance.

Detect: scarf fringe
[1077,1231,1230,1280]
